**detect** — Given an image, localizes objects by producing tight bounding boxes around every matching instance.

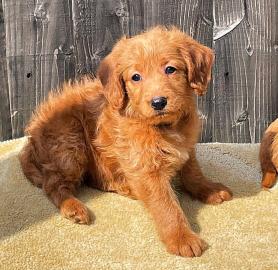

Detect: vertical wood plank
[72,0,97,75]
[246,0,278,142]
[126,0,144,36]
[213,0,250,142]
[72,0,129,75]
[0,1,12,140]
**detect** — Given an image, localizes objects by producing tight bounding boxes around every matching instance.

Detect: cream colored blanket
[0,138,278,270]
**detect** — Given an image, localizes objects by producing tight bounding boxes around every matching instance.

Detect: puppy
[20,26,233,257]
[260,118,278,188]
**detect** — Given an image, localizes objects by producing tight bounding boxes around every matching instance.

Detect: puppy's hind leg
[43,173,91,224]
[19,142,44,188]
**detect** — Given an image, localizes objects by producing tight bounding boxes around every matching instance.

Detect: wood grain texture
[213,0,252,143]
[0,1,12,140]
[213,0,278,142]
[2,0,76,138]
[247,0,278,142]
[1,0,277,142]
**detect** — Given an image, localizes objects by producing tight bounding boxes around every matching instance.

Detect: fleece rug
[0,137,278,270]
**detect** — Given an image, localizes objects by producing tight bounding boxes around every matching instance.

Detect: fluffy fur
[20,26,233,257]
[260,118,278,188]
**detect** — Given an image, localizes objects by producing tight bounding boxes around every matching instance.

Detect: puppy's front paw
[60,198,91,224]
[203,183,233,204]
[166,232,206,257]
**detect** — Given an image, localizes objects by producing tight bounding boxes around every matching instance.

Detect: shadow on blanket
[0,139,262,241]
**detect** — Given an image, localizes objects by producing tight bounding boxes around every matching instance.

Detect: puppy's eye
[165,66,176,75]
[131,74,141,82]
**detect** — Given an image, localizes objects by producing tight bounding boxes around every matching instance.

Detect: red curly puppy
[260,118,278,188]
[20,27,233,257]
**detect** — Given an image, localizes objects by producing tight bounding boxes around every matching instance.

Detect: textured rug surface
[0,138,278,270]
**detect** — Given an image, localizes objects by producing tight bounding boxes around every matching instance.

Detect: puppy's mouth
[154,122,173,129]
[155,111,168,116]
[147,107,181,128]
[152,111,175,128]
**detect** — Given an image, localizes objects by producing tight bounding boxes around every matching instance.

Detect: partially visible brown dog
[20,26,233,257]
[260,118,278,188]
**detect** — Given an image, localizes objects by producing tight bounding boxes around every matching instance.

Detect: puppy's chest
[159,129,190,166]
[118,128,190,172]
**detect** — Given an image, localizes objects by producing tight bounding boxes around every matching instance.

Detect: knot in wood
[34,6,48,22]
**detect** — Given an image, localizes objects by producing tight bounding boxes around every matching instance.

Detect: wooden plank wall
[0,0,277,142]
[0,1,11,141]
[213,0,278,142]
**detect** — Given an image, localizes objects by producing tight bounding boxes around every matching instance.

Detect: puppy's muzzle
[151,96,167,111]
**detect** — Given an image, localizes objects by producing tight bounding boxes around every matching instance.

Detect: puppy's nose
[151,96,167,110]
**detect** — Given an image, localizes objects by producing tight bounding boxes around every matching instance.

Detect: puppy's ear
[97,55,125,110]
[176,32,214,96]
[187,45,214,96]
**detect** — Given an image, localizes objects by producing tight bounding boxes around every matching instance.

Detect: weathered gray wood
[126,0,144,36]
[2,0,76,138]
[213,0,278,143]
[213,0,251,143]
[72,0,128,75]
[0,1,12,141]
[0,0,277,142]
[246,0,278,142]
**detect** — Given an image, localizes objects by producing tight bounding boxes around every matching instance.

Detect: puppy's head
[97,26,214,125]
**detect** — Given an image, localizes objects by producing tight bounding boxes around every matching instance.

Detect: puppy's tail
[259,132,277,188]
[19,139,44,188]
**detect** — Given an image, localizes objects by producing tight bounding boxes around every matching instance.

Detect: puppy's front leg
[181,149,233,204]
[129,175,206,257]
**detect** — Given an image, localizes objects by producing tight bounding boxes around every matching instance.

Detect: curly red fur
[19,26,232,257]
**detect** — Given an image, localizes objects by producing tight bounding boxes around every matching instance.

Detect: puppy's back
[20,78,104,187]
